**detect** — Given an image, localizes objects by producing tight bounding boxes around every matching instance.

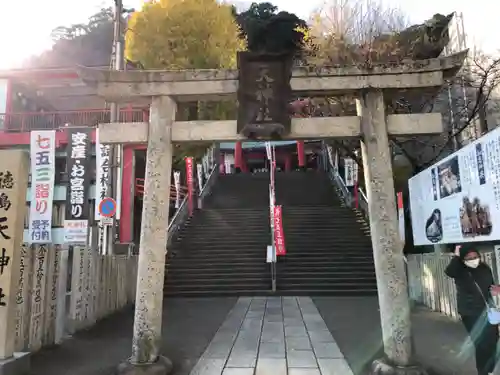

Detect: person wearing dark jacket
[445,244,500,375]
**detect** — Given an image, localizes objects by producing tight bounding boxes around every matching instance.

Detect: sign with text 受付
[409,125,500,246]
[0,150,29,358]
[29,131,56,243]
[64,128,92,244]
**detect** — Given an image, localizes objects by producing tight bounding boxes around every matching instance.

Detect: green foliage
[234,2,307,55]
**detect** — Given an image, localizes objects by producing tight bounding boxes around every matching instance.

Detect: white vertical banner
[202,155,209,179]
[326,145,334,167]
[95,129,110,253]
[209,145,214,168]
[173,171,181,209]
[115,147,122,220]
[224,154,232,174]
[94,129,110,221]
[397,192,405,244]
[265,142,272,160]
[334,150,339,172]
[197,163,203,192]
[29,130,56,243]
[344,158,355,187]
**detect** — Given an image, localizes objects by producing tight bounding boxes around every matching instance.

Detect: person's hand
[454,245,461,256]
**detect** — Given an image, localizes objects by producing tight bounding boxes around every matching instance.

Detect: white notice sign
[409,126,500,245]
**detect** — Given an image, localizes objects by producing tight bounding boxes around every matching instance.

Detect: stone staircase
[275,172,376,295]
[164,171,377,296]
[164,174,271,296]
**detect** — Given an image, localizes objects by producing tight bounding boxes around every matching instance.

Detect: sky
[0,0,498,70]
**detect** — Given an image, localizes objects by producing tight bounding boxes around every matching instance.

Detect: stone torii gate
[78,51,465,375]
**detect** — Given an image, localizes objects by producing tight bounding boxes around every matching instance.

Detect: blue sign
[99,197,117,218]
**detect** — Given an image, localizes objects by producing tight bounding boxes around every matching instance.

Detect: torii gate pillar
[117,96,175,375]
[358,90,417,374]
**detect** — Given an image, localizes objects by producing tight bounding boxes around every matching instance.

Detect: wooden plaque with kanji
[237,52,292,139]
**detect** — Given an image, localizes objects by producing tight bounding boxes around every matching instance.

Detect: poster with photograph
[409,126,499,246]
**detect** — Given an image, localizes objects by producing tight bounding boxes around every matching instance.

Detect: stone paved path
[29,298,237,375]
[190,296,354,375]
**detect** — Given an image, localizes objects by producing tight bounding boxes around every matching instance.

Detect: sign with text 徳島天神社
[0,150,30,358]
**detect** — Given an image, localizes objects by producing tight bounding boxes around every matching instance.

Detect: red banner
[273,205,286,256]
[186,157,194,216]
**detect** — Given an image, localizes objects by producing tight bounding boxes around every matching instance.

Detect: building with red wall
[0,66,146,244]
[0,67,323,245]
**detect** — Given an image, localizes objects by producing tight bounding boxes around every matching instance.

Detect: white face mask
[465,259,480,269]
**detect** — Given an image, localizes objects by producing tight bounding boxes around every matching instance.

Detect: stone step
[163,289,377,297]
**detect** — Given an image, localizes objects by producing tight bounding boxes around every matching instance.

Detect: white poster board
[344,158,358,187]
[409,126,500,246]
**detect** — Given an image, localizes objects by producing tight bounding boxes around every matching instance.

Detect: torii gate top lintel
[90,51,467,144]
[77,51,467,103]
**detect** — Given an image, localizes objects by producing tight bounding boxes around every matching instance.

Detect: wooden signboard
[43,245,59,346]
[0,151,29,359]
[29,244,48,351]
[237,52,292,139]
[15,244,34,352]
[69,246,84,332]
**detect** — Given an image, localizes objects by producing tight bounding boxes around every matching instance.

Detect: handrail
[198,164,218,206]
[359,187,368,202]
[167,196,188,246]
[167,144,218,246]
[331,168,352,204]
[322,142,369,218]
[356,186,369,219]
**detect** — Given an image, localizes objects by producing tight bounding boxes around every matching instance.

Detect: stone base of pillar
[370,358,428,375]
[116,356,173,375]
[0,352,31,375]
